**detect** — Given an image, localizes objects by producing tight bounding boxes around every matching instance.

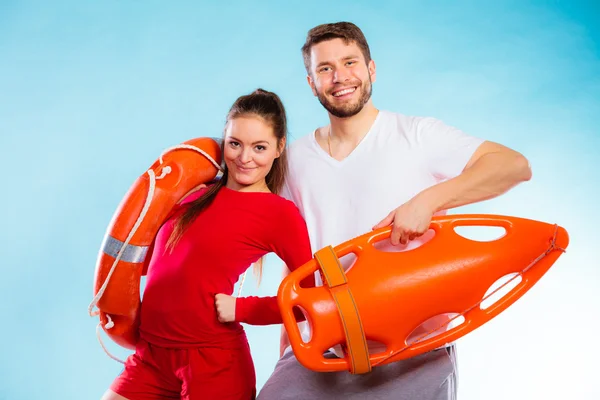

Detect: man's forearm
[279,265,292,357]
[280,325,290,357]
[421,150,532,213]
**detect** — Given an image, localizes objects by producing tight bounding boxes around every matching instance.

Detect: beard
[316,77,373,118]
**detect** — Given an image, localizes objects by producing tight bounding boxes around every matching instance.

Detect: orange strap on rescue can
[278,214,569,374]
[89,137,222,356]
[315,246,371,374]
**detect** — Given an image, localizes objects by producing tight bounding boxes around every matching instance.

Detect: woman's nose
[239,148,252,163]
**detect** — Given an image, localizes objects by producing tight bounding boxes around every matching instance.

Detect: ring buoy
[88,137,222,355]
[278,214,569,374]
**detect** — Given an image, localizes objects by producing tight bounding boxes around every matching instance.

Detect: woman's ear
[276,137,286,158]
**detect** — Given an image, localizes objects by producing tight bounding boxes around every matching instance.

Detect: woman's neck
[225,179,271,193]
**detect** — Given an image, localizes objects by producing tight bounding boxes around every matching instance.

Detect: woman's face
[223,115,282,192]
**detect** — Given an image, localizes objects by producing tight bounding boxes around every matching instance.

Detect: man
[258,21,531,400]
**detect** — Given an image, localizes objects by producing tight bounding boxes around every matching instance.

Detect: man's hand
[279,325,293,357]
[215,293,236,323]
[372,194,437,245]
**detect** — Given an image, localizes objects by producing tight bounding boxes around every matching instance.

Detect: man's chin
[319,94,367,118]
[327,105,363,118]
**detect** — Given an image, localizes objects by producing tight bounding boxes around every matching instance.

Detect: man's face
[307,38,376,118]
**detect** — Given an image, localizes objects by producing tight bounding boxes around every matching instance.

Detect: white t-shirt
[281,110,485,356]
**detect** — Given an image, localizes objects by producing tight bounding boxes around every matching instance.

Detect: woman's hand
[215,293,236,323]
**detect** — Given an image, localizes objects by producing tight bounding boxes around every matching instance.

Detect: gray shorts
[257,345,458,400]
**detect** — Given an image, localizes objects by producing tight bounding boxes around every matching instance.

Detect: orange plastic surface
[278,215,569,373]
[93,137,221,349]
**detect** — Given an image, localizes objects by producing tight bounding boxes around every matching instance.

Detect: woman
[102,89,314,400]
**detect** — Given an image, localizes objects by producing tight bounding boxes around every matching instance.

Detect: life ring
[278,214,569,374]
[89,137,222,355]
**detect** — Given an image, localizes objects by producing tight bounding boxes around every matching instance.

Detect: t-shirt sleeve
[416,117,485,180]
[279,154,301,205]
[280,178,293,202]
[235,201,315,326]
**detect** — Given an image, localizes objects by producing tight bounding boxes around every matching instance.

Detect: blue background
[1,1,598,399]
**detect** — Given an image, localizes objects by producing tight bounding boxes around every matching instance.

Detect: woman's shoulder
[178,184,213,205]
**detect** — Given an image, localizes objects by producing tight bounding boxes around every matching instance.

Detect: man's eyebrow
[315,60,332,69]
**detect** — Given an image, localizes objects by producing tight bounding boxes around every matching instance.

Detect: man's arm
[423,141,531,211]
[374,141,532,245]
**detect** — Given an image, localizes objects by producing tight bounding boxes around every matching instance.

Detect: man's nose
[333,67,351,83]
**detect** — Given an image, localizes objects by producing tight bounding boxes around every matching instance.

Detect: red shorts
[110,339,256,400]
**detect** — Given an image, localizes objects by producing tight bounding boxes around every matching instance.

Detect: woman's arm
[219,203,314,326]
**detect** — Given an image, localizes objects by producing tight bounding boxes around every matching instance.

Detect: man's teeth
[333,88,356,97]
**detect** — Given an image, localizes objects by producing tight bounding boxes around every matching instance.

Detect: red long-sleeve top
[139,186,314,348]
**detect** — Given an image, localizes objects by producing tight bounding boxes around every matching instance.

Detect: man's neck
[329,101,379,145]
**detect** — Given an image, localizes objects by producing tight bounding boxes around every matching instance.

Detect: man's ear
[307,75,318,96]
[368,59,377,84]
